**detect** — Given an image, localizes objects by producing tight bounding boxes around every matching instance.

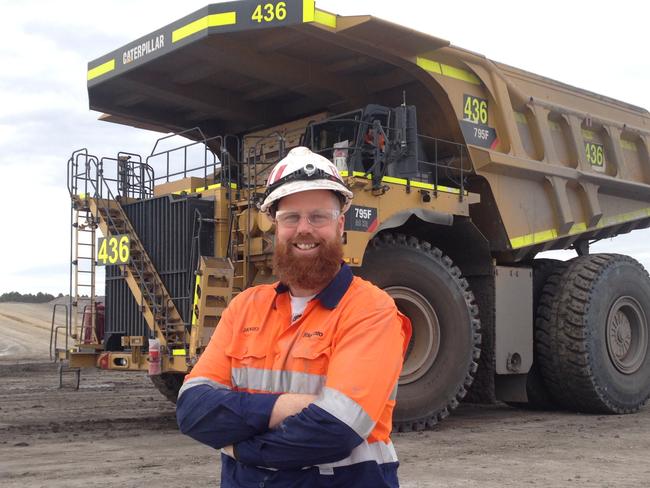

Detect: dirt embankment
[0,303,60,363]
[1,303,649,487]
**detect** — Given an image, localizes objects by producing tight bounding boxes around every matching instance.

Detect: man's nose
[294,215,314,233]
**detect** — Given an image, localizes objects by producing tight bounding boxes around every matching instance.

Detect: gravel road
[1,303,649,487]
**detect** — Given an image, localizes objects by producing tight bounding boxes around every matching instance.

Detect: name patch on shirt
[303,331,324,338]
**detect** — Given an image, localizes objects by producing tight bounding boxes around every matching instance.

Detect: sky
[1,0,649,294]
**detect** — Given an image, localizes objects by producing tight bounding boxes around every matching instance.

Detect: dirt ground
[1,302,649,488]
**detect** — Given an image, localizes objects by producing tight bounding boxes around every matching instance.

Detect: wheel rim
[606,296,648,375]
[385,286,440,385]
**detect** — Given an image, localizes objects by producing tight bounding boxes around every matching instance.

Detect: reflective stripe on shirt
[313,386,375,438]
[222,440,398,474]
[316,440,398,474]
[178,376,231,398]
[232,367,326,394]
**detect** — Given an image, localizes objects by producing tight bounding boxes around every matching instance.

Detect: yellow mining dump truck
[58,0,650,430]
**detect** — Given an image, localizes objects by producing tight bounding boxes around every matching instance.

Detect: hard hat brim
[260,179,353,214]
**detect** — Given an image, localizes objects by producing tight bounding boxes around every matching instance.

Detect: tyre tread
[150,373,184,404]
[370,232,481,431]
[536,253,650,414]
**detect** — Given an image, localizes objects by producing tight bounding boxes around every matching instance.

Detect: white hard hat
[260,146,353,214]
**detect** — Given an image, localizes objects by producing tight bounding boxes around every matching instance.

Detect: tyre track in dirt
[1,303,650,487]
[1,362,650,488]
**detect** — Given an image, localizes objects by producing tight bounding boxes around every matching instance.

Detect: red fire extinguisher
[82,303,105,344]
[148,338,161,376]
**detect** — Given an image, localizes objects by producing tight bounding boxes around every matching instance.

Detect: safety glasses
[274,209,340,228]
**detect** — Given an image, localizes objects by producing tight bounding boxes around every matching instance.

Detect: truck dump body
[67,1,650,429]
[87,0,650,262]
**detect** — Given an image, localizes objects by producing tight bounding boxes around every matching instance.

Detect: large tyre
[536,254,650,413]
[150,373,184,404]
[508,258,565,410]
[355,233,481,431]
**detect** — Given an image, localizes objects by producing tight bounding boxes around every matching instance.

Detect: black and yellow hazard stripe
[88,0,336,83]
[341,170,467,196]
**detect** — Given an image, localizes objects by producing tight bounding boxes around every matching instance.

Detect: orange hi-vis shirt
[181,264,411,478]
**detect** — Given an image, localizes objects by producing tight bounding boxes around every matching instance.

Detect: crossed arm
[176,382,365,468]
[268,393,317,428]
[176,301,407,469]
[220,393,315,457]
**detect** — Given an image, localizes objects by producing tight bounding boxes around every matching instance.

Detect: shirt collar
[274,263,353,310]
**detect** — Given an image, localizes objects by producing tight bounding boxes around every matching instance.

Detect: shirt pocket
[225,339,267,365]
[291,338,332,376]
[226,339,269,391]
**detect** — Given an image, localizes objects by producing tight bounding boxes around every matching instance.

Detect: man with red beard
[177,146,411,487]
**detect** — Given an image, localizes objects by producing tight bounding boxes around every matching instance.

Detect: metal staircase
[88,197,186,349]
[67,150,186,354]
[63,131,282,373]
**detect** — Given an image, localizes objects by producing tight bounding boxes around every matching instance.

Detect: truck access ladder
[70,205,100,346]
[230,135,287,291]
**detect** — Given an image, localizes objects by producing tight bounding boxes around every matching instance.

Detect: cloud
[14,262,70,278]
[592,234,650,273]
[2,0,650,295]
[26,21,124,59]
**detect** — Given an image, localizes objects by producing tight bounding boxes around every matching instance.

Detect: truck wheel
[150,373,184,404]
[536,254,650,413]
[507,258,565,410]
[355,233,481,431]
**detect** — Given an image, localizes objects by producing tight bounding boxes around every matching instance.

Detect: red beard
[273,235,343,292]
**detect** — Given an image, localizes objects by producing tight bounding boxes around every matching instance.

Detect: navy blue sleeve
[176,384,281,449]
[234,403,364,469]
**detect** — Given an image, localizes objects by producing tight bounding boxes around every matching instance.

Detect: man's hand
[268,393,317,429]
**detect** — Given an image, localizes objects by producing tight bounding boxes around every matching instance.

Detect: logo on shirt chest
[303,331,324,338]
[242,326,260,334]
